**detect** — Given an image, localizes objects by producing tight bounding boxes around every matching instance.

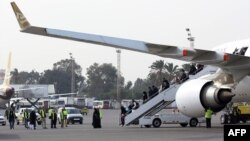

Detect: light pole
[69,53,75,95]
[116,49,121,103]
[186,28,195,48]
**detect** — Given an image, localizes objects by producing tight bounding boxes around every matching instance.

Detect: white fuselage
[213,39,250,102]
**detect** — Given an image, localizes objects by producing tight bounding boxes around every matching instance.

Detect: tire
[242,118,247,123]
[37,121,42,125]
[189,118,198,127]
[79,120,83,124]
[17,121,19,125]
[180,123,188,127]
[220,114,228,124]
[152,118,161,128]
[71,121,75,124]
[227,116,232,124]
[144,125,151,128]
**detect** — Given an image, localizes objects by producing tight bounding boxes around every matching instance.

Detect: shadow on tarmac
[0,133,20,140]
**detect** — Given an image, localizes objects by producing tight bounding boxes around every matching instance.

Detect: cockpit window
[239,47,248,55]
[233,47,248,55]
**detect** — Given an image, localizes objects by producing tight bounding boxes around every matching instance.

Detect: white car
[57,107,83,124]
[0,113,6,126]
[139,112,205,128]
[15,107,41,125]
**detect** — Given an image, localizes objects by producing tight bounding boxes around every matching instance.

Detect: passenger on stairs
[152,85,159,97]
[148,86,154,98]
[195,64,204,73]
[127,101,134,114]
[132,99,140,110]
[178,69,189,83]
[120,105,127,126]
[142,91,148,104]
[188,63,197,75]
[161,78,170,91]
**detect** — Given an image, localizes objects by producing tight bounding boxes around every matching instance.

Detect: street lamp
[69,53,75,95]
[186,28,195,48]
[116,49,121,103]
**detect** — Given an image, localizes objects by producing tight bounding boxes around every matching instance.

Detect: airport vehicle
[139,111,205,128]
[57,107,83,124]
[59,97,74,106]
[103,100,112,109]
[11,2,250,118]
[93,100,104,109]
[0,113,6,126]
[15,107,41,125]
[221,104,250,124]
[80,107,89,115]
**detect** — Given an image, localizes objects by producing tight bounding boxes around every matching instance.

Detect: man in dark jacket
[29,110,37,130]
[120,105,127,126]
[162,78,170,90]
[51,109,57,128]
[8,108,16,130]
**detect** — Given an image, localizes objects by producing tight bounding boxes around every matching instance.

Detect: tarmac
[0,109,227,141]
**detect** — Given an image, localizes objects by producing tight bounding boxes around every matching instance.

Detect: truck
[139,110,205,128]
[221,104,250,124]
[59,97,74,106]
[74,97,85,108]
[85,98,94,109]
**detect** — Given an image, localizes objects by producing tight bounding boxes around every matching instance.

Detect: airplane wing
[49,93,77,97]
[10,2,250,79]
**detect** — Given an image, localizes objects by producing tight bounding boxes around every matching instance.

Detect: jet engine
[176,79,234,117]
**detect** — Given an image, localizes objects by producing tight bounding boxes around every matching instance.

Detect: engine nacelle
[176,79,234,117]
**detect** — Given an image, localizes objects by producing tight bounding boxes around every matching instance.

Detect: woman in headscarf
[92,108,101,128]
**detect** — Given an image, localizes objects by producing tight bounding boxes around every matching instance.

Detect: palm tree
[149,60,167,86]
[164,63,179,80]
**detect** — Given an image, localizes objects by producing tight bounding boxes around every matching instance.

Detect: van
[57,107,83,124]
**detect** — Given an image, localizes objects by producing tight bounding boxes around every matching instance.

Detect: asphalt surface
[0,109,232,141]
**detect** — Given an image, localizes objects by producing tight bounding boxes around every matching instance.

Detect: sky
[1,0,250,83]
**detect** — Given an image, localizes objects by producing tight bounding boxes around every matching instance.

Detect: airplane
[11,2,250,117]
[0,52,15,106]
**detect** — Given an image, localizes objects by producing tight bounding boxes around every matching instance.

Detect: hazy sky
[1,0,250,83]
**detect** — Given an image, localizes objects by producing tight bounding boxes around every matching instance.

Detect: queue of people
[119,63,205,127]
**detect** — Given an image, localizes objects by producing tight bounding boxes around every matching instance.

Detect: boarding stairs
[124,66,217,125]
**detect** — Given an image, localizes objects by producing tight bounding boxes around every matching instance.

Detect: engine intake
[176,79,234,117]
[200,82,234,112]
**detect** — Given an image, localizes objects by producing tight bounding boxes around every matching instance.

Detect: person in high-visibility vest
[23,108,29,129]
[50,109,57,129]
[60,107,68,128]
[39,107,47,129]
[48,107,53,119]
[205,107,213,128]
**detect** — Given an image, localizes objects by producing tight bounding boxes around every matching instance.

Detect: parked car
[0,113,6,126]
[57,107,83,124]
[15,107,41,125]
